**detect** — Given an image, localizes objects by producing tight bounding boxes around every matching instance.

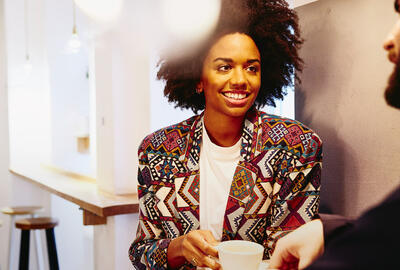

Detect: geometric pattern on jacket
[129,109,323,270]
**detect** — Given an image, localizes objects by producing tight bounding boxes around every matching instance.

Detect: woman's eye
[217,65,231,72]
[246,66,258,73]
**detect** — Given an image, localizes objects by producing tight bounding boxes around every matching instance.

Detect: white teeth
[224,92,246,99]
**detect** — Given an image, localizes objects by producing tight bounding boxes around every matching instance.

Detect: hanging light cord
[73,1,77,34]
[24,0,29,61]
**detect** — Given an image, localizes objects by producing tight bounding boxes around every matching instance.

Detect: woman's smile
[221,91,252,106]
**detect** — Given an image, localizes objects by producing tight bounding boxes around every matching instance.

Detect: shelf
[10,163,139,225]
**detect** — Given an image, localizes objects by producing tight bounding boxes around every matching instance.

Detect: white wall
[6,0,51,166]
[44,0,93,176]
[92,3,151,268]
[94,1,154,196]
[296,0,400,217]
[149,53,193,131]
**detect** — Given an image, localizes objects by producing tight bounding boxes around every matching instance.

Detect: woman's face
[200,33,261,120]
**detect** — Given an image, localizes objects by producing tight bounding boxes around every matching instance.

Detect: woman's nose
[230,68,246,88]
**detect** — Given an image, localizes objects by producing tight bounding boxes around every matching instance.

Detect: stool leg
[31,214,44,270]
[7,215,15,270]
[19,230,30,270]
[45,228,59,270]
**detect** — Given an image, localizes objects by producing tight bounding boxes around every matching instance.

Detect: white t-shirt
[199,122,241,241]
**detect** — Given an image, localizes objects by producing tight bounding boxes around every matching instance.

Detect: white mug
[217,240,264,270]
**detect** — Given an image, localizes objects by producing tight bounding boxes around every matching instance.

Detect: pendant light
[67,1,81,53]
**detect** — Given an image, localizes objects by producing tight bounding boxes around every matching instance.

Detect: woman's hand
[167,230,221,269]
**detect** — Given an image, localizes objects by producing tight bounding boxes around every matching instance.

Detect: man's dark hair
[395,0,399,13]
[157,0,303,113]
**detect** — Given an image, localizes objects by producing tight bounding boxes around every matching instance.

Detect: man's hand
[269,219,324,270]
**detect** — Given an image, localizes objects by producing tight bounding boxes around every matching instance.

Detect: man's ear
[196,81,204,94]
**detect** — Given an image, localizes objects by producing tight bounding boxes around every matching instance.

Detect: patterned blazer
[129,109,322,270]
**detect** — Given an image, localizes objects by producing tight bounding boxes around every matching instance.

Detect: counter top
[10,164,139,225]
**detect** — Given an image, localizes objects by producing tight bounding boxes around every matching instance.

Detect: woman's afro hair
[157,0,303,113]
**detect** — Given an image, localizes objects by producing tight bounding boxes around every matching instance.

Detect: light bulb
[68,32,82,52]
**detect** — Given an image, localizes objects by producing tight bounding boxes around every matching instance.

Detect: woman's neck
[203,112,244,147]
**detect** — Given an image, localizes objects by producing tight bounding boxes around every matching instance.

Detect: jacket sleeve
[265,132,323,258]
[129,147,172,270]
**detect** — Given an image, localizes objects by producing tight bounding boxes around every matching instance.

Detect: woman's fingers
[181,230,221,268]
[182,245,220,269]
[203,254,221,269]
[185,230,218,255]
[202,230,220,257]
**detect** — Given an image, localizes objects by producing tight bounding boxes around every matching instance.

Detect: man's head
[382,0,400,108]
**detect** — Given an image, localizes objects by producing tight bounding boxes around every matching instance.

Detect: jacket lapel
[175,115,203,234]
[222,110,262,240]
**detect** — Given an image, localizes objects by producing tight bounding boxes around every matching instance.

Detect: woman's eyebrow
[213,57,233,63]
[213,58,260,63]
[248,59,261,64]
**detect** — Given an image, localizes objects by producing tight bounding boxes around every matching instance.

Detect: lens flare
[74,0,124,23]
[161,0,221,44]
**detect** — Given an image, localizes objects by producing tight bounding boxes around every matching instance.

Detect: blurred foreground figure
[269,1,400,269]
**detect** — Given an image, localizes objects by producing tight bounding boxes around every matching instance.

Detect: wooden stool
[1,206,44,270]
[15,217,59,270]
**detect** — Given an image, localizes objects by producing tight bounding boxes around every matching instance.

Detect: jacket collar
[181,108,261,171]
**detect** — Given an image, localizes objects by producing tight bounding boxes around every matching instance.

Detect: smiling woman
[129,0,323,269]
